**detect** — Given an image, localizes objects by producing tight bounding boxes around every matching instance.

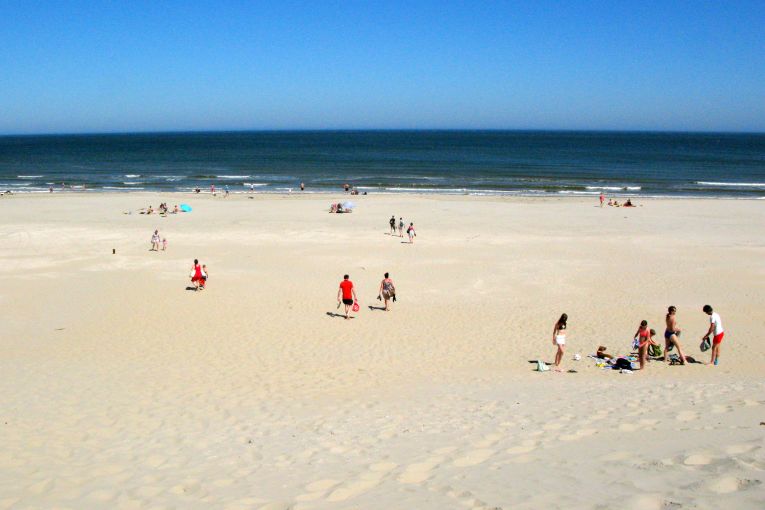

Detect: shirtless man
[389,215,396,234]
[663,305,687,364]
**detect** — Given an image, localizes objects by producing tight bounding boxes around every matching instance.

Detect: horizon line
[2,127,765,138]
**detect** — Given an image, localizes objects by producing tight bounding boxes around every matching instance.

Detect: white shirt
[710,312,724,336]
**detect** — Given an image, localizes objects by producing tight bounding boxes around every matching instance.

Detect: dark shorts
[343,298,353,305]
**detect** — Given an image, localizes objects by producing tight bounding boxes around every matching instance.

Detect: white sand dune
[1,193,763,509]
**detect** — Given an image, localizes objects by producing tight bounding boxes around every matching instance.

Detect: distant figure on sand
[406,222,416,243]
[300,182,305,191]
[344,183,350,192]
[224,185,229,197]
[150,230,160,251]
[663,306,687,364]
[337,274,357,319]
[389,215,396,234]
[398,217,404,237]
[211,184,216,195]
[378,272,396,311]
[702,305,724,366]
[191,259,204,291]
[599,193,604,207]
[552,313,567,371]
[162,238,167,251]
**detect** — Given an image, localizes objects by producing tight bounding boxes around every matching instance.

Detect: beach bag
[631,337,640,351]
[536,360,550,372]
[700,336,711,352]
[352,301,360,312]
[614,358,632,370]
[648,344,663,358]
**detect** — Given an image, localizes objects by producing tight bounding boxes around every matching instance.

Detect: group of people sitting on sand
[142,203,180,215]
[329,203,353,213]
[549,304,724,373]
[606,198,635,207]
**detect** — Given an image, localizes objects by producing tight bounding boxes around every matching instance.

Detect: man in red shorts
[702,305,725,366]
[337,274,357,320]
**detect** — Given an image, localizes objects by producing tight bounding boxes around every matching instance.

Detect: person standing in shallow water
[337,274,357,320]
[552,313,567,372]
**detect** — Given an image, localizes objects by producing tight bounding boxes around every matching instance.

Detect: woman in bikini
[634,320,658,370]
[663,306,687,364]
[378,272,396,311]
[552,313,568,371]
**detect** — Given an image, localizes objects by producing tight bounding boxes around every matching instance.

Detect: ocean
[0,130,763,198]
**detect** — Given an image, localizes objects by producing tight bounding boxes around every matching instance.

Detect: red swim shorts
[713,332,725,345]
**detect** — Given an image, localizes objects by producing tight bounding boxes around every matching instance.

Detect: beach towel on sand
[536,360,550,372]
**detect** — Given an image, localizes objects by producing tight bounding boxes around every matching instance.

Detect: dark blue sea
[1,131,764,198]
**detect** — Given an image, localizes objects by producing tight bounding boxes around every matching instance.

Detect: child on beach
[200,265,208,289]
[702,305,724,365]
[552,313,567,372]
[162,238,167,251]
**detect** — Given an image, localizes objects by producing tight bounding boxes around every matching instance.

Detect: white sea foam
[242,182,269,187]
[104,186,145,190]
[696,181,765,188]
[124,174,141,178]
[585,186,642,191]
[558,190,601,195]
[17,175,43,179]
[217,175,251,179]
[123,181,143,185]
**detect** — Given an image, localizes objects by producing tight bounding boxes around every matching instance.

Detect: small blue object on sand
[180,204,192,212]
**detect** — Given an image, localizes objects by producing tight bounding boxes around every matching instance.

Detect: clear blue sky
[1,0,763,134]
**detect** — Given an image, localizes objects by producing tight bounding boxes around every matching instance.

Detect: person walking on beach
[191,259,204,291]
[663,306,687,364]
[211,184,215,195]
[599,193,605,207]
[300,182,305,191]
[702,305,724,365]
[151,230,161,251]
[337,274,357,319]
[406,222,416,243]
[389,215,396,234]
[200,264,209,289]
[224,185,229,197]
[378,272,396,311]
[398,217,404,237]
[552,313,567,372]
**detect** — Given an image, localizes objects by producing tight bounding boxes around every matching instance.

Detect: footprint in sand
[708,476,762,494]
[506,439,537,455]
[398,458,442,484]
[683,453,712,466]
[452,449,494,467]
[295,479,340,502]
[325,463,395,503]
[675,410,698,422]
[725,443,757,455]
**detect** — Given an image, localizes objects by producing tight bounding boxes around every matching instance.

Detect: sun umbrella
[180,204,192,212]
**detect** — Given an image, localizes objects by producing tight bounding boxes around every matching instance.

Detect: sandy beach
[1,192,763,509]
